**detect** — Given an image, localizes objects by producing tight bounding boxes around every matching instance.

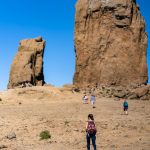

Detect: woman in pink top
[83,94,88,104]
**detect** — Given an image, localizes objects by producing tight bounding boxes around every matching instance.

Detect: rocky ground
[0,86,149,150]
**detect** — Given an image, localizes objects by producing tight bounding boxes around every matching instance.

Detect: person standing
[90,95,96,108]
[123,99,128,115]
[86,114,97,150]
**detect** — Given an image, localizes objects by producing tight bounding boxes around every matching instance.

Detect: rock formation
[74,0,148,88]
[8,36,45,89]
[79,83,150,100]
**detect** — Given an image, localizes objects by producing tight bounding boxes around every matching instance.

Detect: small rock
[114,98,120,101]
[114,92,126,98]
[139,138,142,141]
[6,132,16,140]
[0,145,7,149]
[124,135,129,138]
[128,93,137,99]
[74,128,79,132]
[140,95,150,100]
[73,88,80,92]
[111,145,116,148]
[35,36,42,42]
[0,98,2,101]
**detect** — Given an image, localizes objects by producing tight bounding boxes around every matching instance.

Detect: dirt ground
[0,86,150,150]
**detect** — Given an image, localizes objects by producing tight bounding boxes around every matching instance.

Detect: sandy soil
[0,86,150,150]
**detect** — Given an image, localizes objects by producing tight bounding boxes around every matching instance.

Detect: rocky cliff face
[8,36,45,89]
[74,0,148,88]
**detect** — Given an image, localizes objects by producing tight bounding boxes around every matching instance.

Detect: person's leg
[92,135,96,150]
[125,107,128,115]
[83,98,87,104]
[93,101,95,108]
[86,98,88,104]
[91,100,93,106]
[124,107,126,115]
[86,134,90,150]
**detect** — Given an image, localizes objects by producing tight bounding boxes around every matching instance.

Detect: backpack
[87,121,96,135]
[124,101,128,107]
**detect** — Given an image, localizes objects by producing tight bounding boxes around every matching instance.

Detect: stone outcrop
[79,84,150,100]
[8,36,45,89]
[74,0,148,88]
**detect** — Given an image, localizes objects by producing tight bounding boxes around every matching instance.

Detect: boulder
[132,85,150,98]
[6,132,16,140]
[140,95,150,100]
[74,0,148,88]
[128,93,137,99]
[8,36,45,89]
[0,145,7,149]
[114,92,126,98]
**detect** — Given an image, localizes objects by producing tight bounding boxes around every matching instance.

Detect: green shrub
[39,130,51,140]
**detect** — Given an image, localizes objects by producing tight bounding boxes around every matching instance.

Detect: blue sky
[137,0,150,84]
[0,0,149,90]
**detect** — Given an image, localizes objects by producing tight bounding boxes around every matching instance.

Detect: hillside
[0,86,149,150]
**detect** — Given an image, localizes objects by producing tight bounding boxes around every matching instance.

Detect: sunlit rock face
[8,36,45,89]
[74,0,148,88]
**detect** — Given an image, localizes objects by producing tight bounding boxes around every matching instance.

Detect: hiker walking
[90,95,96,108]
[123,99,128,115]
[83,94,88,104]
[86,114,97,150]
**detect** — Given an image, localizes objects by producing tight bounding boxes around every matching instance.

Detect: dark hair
[88,114,94,120]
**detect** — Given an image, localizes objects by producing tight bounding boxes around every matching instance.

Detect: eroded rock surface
[74,0,148,88]
[8,36,45,89]
[79,84,150,100]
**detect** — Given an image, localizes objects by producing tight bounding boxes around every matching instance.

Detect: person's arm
[86,121,88,132]
[94,121,97,133]
[123,102,125,107]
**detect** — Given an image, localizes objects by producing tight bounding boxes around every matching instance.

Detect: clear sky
[0,0,149,90]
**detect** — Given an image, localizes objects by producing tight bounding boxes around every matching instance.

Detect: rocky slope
[74,0,148,88]
[8,36,45,89]
[80,84,150,100]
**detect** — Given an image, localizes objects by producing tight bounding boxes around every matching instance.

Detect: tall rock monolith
[74,0,148,88]
[8,36,45,89]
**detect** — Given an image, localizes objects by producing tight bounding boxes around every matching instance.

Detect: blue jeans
[86,133,96,150]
